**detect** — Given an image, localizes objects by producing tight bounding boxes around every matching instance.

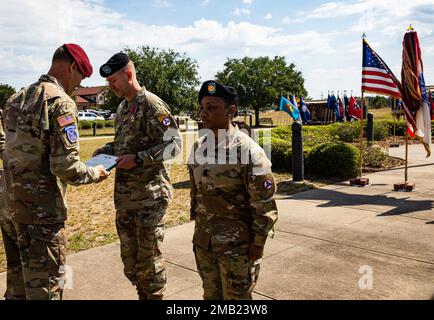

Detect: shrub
[79,120,92,130]
[306,142,360,178]
[382,120,407,136]
[269,137,292,171]
[105,120,115,128]
[303,129,334,148]
[363,145,388,168]
[328,122,360,143]
[270,126,292,141]
[95,120,105,129]
[373,121,389,141]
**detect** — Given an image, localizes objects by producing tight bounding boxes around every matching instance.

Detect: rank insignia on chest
[65,125,78,143]
[264,179,273,190]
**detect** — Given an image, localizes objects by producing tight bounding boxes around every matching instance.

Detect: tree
[370,95,389,109]
[0,83,16,109]
[104,46,200,115]
[216,56,308,127]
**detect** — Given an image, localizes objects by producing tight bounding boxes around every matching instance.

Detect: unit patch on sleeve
[64,125,78,143]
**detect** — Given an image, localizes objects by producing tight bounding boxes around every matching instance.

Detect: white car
[78,111,105,121]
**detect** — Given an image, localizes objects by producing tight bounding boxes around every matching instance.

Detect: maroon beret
[63,43,93,78]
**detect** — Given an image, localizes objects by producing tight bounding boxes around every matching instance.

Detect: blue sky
[1,0,434,99]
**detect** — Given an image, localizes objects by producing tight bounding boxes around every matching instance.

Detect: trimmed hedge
[306,142,360,178]
[95,120,105,129]
[269,137,292,171]
[328,122,359,142]
[105,120,115,128]
[260,119,419,178]
[78,120,114,130]
[78,120,92,130]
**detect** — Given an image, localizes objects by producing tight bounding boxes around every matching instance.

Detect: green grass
[78,137,113,161]
[370,108,394,121]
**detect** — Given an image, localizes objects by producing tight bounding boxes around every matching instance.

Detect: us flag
[362,39,402,98]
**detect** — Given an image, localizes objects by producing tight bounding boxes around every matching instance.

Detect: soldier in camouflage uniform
[0,44,109,300]
[93,53,182,300]
[189,80,278,300]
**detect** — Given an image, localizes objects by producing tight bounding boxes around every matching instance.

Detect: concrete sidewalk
[1,144,434,300]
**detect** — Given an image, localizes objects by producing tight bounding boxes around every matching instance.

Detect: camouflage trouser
[0,218,66,300]
[193,246,260,300]
[116,205,167,300]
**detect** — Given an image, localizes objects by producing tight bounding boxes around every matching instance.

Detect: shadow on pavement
[286,189,434,216]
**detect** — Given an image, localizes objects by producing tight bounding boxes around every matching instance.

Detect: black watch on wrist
[135,153,144,165]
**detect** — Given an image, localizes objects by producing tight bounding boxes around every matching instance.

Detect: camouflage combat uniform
[100,87,181,300]
[188,125,278,300]
[0,75,101,300]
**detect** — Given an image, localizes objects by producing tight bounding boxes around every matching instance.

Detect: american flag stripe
[362,73,395,83]
[362,81,401,93]
[362,86,401,97]
[362,78,396,87]
[362,71,401,98]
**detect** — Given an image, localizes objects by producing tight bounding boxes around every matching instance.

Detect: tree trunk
[255,107,260,127]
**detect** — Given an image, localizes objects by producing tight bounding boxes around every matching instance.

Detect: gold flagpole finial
[407,24,414,31]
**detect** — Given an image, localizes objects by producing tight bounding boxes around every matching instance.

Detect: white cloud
[242,0,253,4]
[0,0,337,94]
[264,13,272,20]
[201,0,209,5]
[232,8,251,16]
[303,0,434,19]
[281,16,291,24]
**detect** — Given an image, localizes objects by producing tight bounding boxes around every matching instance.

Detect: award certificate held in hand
[85,154,118,171]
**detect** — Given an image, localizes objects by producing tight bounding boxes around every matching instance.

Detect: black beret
[198,80,238,105]
[99,52,130,77]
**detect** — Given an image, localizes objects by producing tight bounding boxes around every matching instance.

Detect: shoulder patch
[158,113,171,126]
[264,179,273,190]
[65,125,78,143]
[57,114,75,127]
[162,117,171,126]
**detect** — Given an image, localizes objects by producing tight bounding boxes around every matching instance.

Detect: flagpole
[359,93,364,179]
[393,99,396,146]
[405,133,409,183]
[350,32,369,186]
[390,98,399,148]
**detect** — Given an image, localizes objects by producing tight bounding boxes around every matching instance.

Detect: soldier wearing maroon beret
[0,44,109,300]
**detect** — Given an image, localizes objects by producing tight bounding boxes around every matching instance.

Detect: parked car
[78,111,105,121]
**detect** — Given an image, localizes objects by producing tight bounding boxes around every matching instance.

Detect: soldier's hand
[116,154,138,170]
[92,147,106,157]
[95,165,110,182]
[248,244,264,262]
